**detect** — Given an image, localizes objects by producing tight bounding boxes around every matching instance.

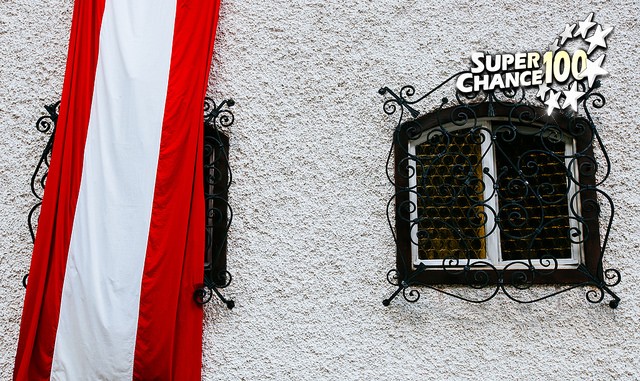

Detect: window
[27,99,235,304]
[199,97,235,308]
[393,102,601,284]
[203,120,231,287]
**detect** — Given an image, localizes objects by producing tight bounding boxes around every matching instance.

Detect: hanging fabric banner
[14,0,220,379]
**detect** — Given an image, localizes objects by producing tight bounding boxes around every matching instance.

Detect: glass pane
[415,129,487,260]
[495,128,572,261]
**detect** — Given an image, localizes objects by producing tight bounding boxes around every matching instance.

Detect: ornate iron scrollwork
[380,73,620,308]
[24,102,59,289]
[25,98,236,309]
[194,97,235,309]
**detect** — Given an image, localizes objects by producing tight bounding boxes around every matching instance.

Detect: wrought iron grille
[380,73,620,308]
[25,98,235,309]
[195,98,235,309]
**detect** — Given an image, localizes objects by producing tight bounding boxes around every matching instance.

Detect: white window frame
[407,118,583,270]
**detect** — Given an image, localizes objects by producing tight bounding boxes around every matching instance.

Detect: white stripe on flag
[51,0,177,378]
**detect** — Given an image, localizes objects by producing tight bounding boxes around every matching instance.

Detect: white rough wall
[1,0,639,380]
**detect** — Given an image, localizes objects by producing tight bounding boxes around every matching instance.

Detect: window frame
[393,102,602,285]
[203,121,231,287]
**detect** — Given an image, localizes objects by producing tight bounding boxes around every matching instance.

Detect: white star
[559,23,576,45]
[585,24,613,54]
[575,13,596,38]
[549,38,560,52]
[562,82,586,111]
[536,83,551,101]
[545,89,562,115]
[578,54,608,88]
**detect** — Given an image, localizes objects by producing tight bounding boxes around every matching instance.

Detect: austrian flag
[14,0,220,379]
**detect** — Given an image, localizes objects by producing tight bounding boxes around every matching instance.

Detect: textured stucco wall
[2,0,639,380]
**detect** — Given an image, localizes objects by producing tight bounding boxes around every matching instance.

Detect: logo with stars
[540,13,612,114]
[455,13,612,115]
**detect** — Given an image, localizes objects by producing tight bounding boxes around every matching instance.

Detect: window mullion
[481,120,501,265]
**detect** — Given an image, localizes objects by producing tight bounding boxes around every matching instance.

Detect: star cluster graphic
[539,13,613,114]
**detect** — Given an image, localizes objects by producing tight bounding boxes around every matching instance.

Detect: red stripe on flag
[13,1,106,380]
[132,1,221,379]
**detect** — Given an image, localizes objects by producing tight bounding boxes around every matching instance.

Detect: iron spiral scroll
[25,98,236,310]
[380,73,620,308]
